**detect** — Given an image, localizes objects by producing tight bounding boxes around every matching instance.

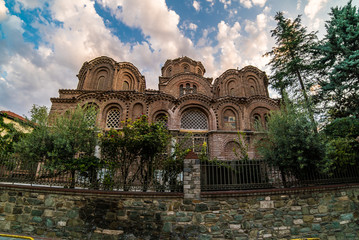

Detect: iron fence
[201,159,359,191]
[0,154,183,192]
[1,155,359,193]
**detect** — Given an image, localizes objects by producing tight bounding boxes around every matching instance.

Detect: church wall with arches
[50,56,279,159]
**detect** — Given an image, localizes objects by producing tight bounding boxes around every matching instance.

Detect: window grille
[181,109,208,130]
[106,108,121,129]
[177,132,208,154]
[155,113,168,126]
[85,110,97,128]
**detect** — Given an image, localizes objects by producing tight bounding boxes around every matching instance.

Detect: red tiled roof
[0,111,27,122]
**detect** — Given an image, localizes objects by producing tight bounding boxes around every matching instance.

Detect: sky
[0,0,357,117]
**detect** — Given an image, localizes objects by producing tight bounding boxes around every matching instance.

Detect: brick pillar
[183,151,201,200]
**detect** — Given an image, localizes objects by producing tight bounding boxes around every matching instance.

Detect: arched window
[132,103,143,119]
[106,108,121,129]
[264,113,269,129]
[223,109,236,130]
[252,114,261,129]
[84,104,98,128]
[97,76,106,90]
[181,109,208,130]
[123,81,129,90]
[166,67,172,77]
[227,80,236,96]
[224,141,240,160]
[183,64,189,72]
[250,86,256,95]
[155,113,168,126]
[180,84,184,96]
[193,85,197,94]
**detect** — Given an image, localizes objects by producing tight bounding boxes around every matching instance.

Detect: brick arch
[172,102,216,131]
[224,141,240,160]
[115,71,137,91]
[250,107,270,130]
[102,102,125,129]
[161,74,212,98]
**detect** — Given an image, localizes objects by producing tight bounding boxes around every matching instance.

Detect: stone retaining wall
[0,185,358,240]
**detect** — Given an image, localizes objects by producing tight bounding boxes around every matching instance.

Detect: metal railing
[1,155,358,193]
[0,155,183,192]
[201,159,359,191]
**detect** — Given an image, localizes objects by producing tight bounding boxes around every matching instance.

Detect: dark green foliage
[15,104,100,188]
[313,1,359,118]
[322,117,359,172]
[265,12,317,102]
[0,112,30,161]
[256,102,324,181]
[99,115,179,191]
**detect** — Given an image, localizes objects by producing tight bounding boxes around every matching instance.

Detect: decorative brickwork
[50,56,280,158]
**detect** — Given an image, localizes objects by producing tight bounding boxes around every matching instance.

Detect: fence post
[183,151,201,200]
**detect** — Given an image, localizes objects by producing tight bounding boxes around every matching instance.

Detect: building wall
[0,185,358,239]
[50,56,279,158]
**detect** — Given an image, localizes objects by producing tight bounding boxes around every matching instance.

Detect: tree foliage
[15,105,100,188]
[0,113,28,161]
[265,12,317,102]
[256,101,324,181]
[313,1,359,118]
[99,115,175,191]
[322,117,359,172]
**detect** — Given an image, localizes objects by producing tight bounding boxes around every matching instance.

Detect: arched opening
[183,64,189,72]
[123,81,129,90]
[180,84,184,96]
[106,108,121,129]
[180,108,208,130]
[193,85,197,94]
[155,113,168,126]
[223,109,237,130]
[224,141,240,160]
[132,103,143,119]
[252,114,261,130]
[227,80,236,96]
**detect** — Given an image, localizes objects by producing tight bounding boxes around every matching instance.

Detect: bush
[256,102,325,182]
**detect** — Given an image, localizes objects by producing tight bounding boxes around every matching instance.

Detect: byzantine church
[50,56,279,159]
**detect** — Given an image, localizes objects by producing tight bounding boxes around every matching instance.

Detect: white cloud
[0,0,135,115]
[0,0,8,21]
[297,0,301,10]
[13,0,45,10]
[240,0,252,8]
[193,0,200,12]
[241,10,271,69]
[239,0,267,8]
[304,0,328,19]
[206,0,214,7]
[216,21,242,71]
[219,0,232,9]
[252,0,267,7]
[189,23,198,31]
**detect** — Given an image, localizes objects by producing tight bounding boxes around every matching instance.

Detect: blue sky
[0,0,357,117]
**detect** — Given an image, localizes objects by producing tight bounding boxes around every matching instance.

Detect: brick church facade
[50,56,279,159]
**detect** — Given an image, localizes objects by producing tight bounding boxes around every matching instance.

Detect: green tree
[0,113,28,161]
[256,101,325,184]
[265,12,317,129]
[313,1,359,119]
[15,105,100,188]
[321,117,359,173]
[99,115,172,191]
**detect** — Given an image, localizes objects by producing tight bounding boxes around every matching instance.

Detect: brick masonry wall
[0,185,358,240]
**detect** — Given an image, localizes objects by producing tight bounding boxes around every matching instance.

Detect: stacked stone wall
[0,185,358,240]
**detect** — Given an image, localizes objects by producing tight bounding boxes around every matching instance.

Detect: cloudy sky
[0,0,356,117]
